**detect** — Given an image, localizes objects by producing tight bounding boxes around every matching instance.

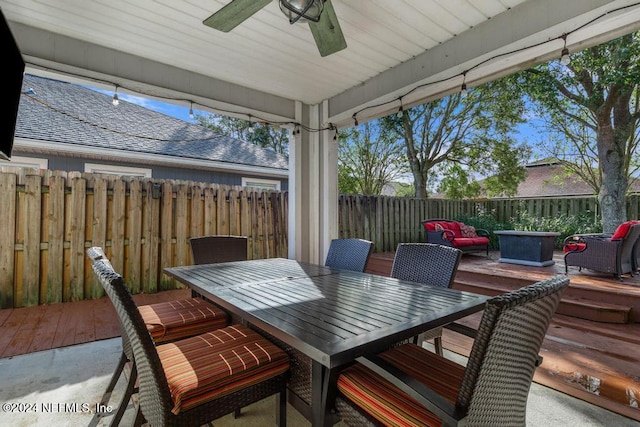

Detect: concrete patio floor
[1,337,637,427]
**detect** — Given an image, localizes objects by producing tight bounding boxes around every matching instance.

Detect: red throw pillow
[611,221,636,240]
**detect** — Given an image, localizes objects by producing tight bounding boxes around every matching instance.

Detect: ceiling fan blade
[203,0,271,32]
[308,0,347,57]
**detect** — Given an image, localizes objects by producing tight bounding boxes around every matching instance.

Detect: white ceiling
[3,0,640,126]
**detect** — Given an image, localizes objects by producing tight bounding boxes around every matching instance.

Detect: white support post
[289,101,339,264]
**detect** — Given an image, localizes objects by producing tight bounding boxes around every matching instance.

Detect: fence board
[217,188,228,235]
[46,175,64,304]
[90,177,107,298]
[68,177,86,302]
[143,181,159,293]
[0,174,16,308]
[160,182,173,290]
[175,184,189,267]
[111,180,126,275]
[127,179,142,294]
[22,175,41,306]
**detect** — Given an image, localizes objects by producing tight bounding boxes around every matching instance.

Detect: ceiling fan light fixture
[279,0,324,24]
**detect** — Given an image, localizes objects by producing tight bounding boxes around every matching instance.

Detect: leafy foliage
[514,32,640,233]
[194,113,289,155]
[380,79,527,198]
[338,122,406,195]
[510,210,602,248]
[455,208,602,249]
[454,209,512,249]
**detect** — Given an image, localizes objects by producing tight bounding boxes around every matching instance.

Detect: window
[85,163,151,177]
[241,177,281,190]
[0,155,48,169]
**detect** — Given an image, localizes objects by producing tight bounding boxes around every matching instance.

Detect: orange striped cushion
[337,343,465,427]
[157,324,290,414]
[138,298,228,343]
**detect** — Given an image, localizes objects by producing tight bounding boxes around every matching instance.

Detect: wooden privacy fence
[0,169,288,309]
[5,166,640,309]
[338,194,640,253]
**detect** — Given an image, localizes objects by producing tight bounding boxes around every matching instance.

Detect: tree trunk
[412,167,428,198]
[597,122,627,234]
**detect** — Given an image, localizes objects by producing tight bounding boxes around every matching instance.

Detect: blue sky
[93,86,542,161]
[92,87,199,123]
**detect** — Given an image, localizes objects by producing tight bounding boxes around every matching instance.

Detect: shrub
[454,209,512,249]
[510,210,602,248]
[455,209,602,249]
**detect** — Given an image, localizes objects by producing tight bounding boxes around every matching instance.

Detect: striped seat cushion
[157,324,290,414]
[337,343,465,427]
[138,298,228,343]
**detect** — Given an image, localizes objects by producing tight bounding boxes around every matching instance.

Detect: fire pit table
[494,230,560,267]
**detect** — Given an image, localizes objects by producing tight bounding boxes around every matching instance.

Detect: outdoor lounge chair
[564,221,640,281]
[89,251,290,427]
[87,247,229,426]
[390,243,462,356]
[325,238,374,272]
[335,275,569,426]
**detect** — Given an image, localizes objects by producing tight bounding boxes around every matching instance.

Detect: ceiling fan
[203,0,347,57]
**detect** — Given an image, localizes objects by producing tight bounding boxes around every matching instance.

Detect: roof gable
[16,74,288,171]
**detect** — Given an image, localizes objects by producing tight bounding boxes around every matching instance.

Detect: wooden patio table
[164,258,489,427]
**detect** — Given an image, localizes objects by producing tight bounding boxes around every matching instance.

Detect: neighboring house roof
[13,74,288,174]
[515,162,594,197]
[485,159,639,198]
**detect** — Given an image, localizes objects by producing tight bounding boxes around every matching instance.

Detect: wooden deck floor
[1,252,639,422]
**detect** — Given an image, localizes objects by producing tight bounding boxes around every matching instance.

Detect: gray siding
[12,152,288,191]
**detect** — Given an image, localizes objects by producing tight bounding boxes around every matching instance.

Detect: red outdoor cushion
[611,221,638,240]
[450,237,489,247]
[563,242,586,253]
[448,222,462,237]
[424,221,450,232]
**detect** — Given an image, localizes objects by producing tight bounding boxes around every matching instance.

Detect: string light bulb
[189,101,194,119]
[396,103,404,118]
[112,84,119,106]
[353,114,359,126]
[248,122,255,134]
[560,34,571,65]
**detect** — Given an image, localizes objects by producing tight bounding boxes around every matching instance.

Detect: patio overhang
[2,0,640,264]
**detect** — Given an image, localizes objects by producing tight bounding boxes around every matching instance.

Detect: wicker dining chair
[189,235,248,265]
[89,253,290,427]
[391,243,462,355]
[325,238,374,272]
[87,247,229,426]
[335,275,569,427]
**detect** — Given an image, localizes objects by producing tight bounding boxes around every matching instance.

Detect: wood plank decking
[1,251,639,422]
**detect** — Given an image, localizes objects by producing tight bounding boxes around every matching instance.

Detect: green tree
[338,122,405,195]
[517,32,640,233]
[380,80,527,198]
[195,114,289,155]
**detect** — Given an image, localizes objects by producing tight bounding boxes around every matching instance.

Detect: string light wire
[22,2,639,136]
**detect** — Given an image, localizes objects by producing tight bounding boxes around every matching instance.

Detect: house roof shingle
[15,74,288,171]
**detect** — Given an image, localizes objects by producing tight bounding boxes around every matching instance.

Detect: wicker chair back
[89,246,289,426]
[325,238,373,272]
[391,243,462,288]
[335,275,568,426]
[189,235,248,265]
[457,275,568,424]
